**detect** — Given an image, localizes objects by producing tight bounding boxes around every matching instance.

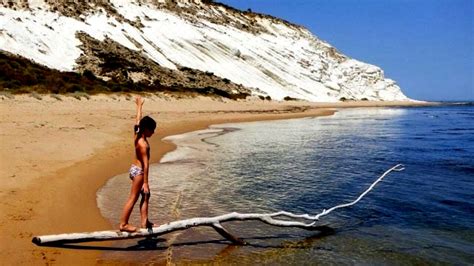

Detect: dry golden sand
[0,94,433,264]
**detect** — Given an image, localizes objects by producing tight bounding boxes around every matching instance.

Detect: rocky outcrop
[75,32,251,98]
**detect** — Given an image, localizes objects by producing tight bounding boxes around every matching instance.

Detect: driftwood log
[32,164,404,246]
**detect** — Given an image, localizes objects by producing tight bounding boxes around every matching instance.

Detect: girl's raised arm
[135,96,145,126]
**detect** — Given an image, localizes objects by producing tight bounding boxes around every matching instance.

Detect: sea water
[97,103,473,264]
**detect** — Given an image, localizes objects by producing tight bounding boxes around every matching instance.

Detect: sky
[219,0,473,101]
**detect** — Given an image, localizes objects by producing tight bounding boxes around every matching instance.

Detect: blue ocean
[97,103,473,264]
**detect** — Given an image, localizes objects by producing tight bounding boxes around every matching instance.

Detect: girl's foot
[119,223,137,232]
[142,220,155,229]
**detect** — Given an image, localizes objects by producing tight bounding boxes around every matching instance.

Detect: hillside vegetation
[0,52,249,99]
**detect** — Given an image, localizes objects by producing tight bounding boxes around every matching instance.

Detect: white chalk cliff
[0,0,410,101]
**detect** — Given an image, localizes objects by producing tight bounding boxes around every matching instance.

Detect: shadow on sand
[38,225,336,253]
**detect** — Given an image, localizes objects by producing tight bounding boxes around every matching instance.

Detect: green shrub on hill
[0,52,248,100]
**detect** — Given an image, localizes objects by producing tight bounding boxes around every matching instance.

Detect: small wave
[455,166,474,174]
[439,199,467,207]
[449,102,474,106]
[439,161,474,174]
[437,199,474,215]
[432,128,474,132]
[456,112,474,116]
[444,132,464,136]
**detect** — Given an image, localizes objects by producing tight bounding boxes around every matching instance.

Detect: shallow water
[97,104,474,264]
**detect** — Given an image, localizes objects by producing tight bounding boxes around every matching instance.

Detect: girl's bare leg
[139,191,152,228]
[119,175,144,232]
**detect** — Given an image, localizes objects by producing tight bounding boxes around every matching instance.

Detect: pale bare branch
[32,164,403,245]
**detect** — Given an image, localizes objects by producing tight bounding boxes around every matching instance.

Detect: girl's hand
[142,183,150,195]
[135,96,145,107]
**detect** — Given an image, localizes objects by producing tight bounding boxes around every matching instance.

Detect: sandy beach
[0,94,433,264]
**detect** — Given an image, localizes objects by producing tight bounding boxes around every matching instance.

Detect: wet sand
[0,94,433,264]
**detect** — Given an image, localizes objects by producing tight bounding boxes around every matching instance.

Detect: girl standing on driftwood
[119,96,156,232]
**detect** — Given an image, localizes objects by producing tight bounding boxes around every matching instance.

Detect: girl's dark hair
[135,116,156,135]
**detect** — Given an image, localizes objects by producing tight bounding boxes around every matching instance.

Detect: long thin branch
[32,164,404,245]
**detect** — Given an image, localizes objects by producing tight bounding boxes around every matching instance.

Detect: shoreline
[0,95,435,264]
